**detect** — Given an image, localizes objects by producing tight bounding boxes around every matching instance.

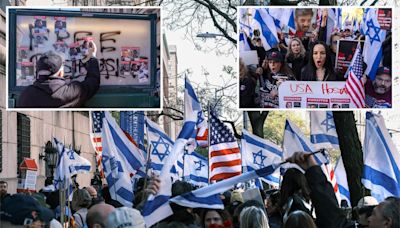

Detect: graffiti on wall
[16,15,151,86]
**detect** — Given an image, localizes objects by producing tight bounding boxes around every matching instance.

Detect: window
[17,113,30,174]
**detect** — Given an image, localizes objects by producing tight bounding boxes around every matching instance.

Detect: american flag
[345,44,365,108]
[209,111,241,182]
[90,111,104,177]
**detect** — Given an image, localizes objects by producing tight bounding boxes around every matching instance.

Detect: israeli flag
[145,117,183,180]
[283,119,328,166]
[183,151,208,187]
[241,129,281,187]
[310,111,339,150]
[239,32,251,51]
[334,157,351,206]
[326,9,338,45]
[142,121,196,227]
[362,112,400,202]
[362,8,386,80]
[267,8,296,33]
[102,112,146,207]
[251,9,279,51]
[53,138,91,200]
[185,77,208,147]
[335,8,342,30]
[145,117,175,173]
[170,162,280,209]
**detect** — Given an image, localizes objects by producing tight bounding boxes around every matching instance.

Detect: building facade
[0,4,96,194]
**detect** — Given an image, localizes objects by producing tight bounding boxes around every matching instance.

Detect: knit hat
[36,51,63,78]
[106,207,145,228]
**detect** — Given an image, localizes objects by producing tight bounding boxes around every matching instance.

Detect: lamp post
[41,141,58,183]
[196,32,225,39]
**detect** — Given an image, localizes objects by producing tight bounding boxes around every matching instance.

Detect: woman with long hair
[239,58,257,108]
[259,50,295,108]
[300,41,337,81]
[286,37,307,81]
[279,168,313,224]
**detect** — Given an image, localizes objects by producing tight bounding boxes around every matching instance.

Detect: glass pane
[15,14,152,86]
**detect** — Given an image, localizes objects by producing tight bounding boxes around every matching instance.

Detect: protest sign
[278,81,355,108]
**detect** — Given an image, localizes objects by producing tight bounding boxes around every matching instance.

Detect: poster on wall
[278,81,355,108]
[15,14,153,86]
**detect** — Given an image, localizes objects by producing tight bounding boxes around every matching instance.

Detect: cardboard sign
[278,81,355,108]
[24,170,37,190]
[377,9,392,30]
[240,50,259,66]
[335,40,363,76]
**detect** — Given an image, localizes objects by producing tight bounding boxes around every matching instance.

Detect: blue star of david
[321,112,336,132]
[151,137,171,161]
[197,111,204,125]
[366,19,381,45]
[68,150,75,160]
[194,160,205,171]
[253,150,267,168]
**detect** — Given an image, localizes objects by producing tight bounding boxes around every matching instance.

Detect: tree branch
[223,120,242,139]
[194,0,237,33]
[206,5,237,44]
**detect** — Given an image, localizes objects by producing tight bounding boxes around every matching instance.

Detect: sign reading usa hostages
[278,81,355,109]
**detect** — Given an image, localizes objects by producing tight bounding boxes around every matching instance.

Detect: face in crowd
[368,198,399,228]
[204,210,224,227]
[373,73,391,95]
[268,60,282,74]
[313,44,327,70]
[290,39,301,55]
[295,9,313,33]
[0,182,7,197]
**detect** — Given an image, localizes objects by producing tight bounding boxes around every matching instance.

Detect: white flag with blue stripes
[170,162,280,209]
[267,8,295,33]
[251,9,279,51]
[145,117,183,180]
[362,8,386,80]
[184,151,208,187]
[142,121,196,227]
[310,111,339,150]
[241,129,281,187]
[53,137,91,198]
[283,119,328,167]
[362,112,400,202]
[101,111,146,207]
[185,77,208,147]
[334,157,351,206]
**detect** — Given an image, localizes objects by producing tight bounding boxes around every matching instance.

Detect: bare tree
[161,0,237,54]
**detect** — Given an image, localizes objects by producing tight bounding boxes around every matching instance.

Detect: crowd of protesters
[1,151,399,228]
[239,9,392,109]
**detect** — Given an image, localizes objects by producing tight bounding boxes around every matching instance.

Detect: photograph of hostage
[17,41,100,108]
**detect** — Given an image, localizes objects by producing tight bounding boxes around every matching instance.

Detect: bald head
[87,203,115,228]
[85,186,98,199]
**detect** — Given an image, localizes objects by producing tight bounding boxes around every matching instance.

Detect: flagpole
[207,102,211,184]
[90,111,104,181]
[143,118,152,191]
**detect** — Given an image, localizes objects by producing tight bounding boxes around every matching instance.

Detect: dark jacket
[286,55,307,81]
[300,67,338,81]
[17,58,100,108]
[240,77,257,108]
[305,166,356,228]
[247,36,266,67]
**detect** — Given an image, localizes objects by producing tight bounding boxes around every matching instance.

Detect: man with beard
[365,66,392,108]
